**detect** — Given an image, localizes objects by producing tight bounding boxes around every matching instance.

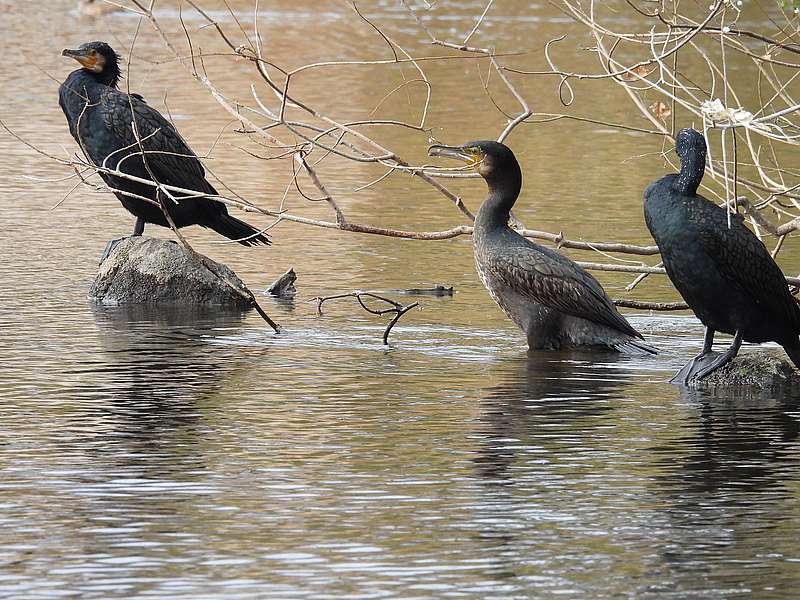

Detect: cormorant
[428,140,655,353]
[59,41,269,246]
[644,127,800,383]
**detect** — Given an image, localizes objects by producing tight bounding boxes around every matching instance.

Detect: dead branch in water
[311,292,419,344]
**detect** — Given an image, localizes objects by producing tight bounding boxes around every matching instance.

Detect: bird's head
[62,41,121,86]
[428,140,518,183]
[675,127,706,160]
[428,139,522,216]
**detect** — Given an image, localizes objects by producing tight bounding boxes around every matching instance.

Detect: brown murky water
[2,1,800,598]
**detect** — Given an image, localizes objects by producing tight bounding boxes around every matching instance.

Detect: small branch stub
[266,267,298,299]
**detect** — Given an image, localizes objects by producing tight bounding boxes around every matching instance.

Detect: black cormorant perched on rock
[59,41,269,246]
[644,127,800,383]
[429,140,655,353]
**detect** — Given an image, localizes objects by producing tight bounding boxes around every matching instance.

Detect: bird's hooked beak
[427,144,481,167]
[62,47,101,72]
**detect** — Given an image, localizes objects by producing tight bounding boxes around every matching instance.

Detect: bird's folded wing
[697,208,800,329]
[488,248,640,338]
[98,88,213,195]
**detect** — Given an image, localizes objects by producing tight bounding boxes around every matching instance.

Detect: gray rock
[692,350,800,390]
[89,236,254,308]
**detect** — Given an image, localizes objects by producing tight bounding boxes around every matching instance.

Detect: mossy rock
[89,236,254,308]
[693,350,800,390]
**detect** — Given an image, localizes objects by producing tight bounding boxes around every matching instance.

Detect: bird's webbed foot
[670,331,743,385]
[692,340,742,380]
[99,238,125,264]
[670,351,722,385]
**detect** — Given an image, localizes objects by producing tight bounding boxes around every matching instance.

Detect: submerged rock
[89,236,254,307]
[391,285,454,296]
[692,351,800,390]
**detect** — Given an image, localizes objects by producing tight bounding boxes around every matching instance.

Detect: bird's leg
[693,331,743,380]
[670,327,717,384]
[700,326,714,355]
[132,217,145,236]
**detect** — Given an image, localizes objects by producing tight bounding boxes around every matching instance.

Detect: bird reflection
[80,304,249,460]
[90,304,246,403]
[655,386,800,498]
[649,386,800,593]
[474,350,630,483]
[466,351,633,569]
[46,305,252,564]
[661,386,800,494]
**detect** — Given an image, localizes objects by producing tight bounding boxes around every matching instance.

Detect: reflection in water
[668,387,800,494]
[78,304,250,486]
[650,388,800,597]
[85,303,248,442]
[461,353,636,593]
[0,306,252,599]
[89,303,246,404]
[475,351,627,483]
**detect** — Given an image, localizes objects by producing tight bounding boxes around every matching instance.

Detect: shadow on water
[647,386,800,596]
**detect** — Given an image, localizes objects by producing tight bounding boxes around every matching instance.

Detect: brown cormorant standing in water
[59,41,269,246]
[429,140,656,353]
[644,127,800,383]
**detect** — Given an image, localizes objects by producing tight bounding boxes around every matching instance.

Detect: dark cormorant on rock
[429,140,655,353]
[59,41,269,247]
[644,127,800,383]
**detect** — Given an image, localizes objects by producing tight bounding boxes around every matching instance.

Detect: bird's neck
[69,66,120,90]
[60,70,116,138]
[475,164,522,233]
[675,150,705,196]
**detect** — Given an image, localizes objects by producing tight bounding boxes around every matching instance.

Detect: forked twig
[311,291,419,344]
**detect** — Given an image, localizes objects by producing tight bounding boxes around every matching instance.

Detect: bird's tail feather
[208,214,271,246]
[615,338,658,355]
